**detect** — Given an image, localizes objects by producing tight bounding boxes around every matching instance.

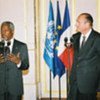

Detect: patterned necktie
[4,41,11,59]
[81,36,86,48]
[5,46,10,55]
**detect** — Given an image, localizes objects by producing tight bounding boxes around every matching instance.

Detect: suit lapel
[79,29,96,54]
[74,33,80,54]
[12,39,19,54]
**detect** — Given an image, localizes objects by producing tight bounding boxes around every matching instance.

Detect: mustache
[1,36,8,41]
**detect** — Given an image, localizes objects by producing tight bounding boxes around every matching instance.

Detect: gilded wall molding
[34,0,41,99]
[71,0,76,33]
[97,0,100,32]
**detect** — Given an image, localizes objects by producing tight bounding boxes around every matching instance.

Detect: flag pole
[50,70,52,100]
[64,41,71,99]
[44,0,55,99]
[58,77,61,100]
[67,44,71,99]
[66,69,68,100]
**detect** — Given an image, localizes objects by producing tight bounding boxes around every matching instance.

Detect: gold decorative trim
[35,0,41,84]
[23,0,28,42]
[96,0,100,32]
[42,0,47,94]
[28,48,36,51]
[71,0,76,33]
[24,82,40,85]
[34,0,41,98]
[23,0,35,84]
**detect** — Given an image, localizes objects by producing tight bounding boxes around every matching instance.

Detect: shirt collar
[81,29,92,40]
[5,38,14,47]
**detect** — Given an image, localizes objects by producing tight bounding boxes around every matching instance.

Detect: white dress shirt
[80,29,92,48]
[4,38,14,53]
[5,38,21,68]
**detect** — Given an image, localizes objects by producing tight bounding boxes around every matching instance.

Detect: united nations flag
[43,0,56,77]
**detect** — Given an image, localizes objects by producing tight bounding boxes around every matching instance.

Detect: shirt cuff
[17,61,21,68]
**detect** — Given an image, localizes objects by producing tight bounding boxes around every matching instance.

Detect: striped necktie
[81,36,86,48]
[4,41,11,57]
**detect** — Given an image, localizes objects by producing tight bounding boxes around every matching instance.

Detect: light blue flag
[44,0,56,77]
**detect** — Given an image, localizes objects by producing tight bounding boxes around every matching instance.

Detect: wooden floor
[97,92,100,100]
[40,98,65,100]
[39,98,100,100]
[40,98,66,100]
[40,98,100,100]
[39,92,100,100]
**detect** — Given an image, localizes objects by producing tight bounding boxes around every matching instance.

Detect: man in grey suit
[0,21,29,100]
[68,13,100,100]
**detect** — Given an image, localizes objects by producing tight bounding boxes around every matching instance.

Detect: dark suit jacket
[0,39,29,95]
[68,29,100,99]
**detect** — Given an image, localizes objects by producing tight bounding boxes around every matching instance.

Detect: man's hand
[0,54,5,63]
[7,53,21,64]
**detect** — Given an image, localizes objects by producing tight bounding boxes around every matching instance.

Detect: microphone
[64,37,68,43]
[7,41,11,46]
[70,37,74,44]
[64,37,68,47]
[0,40,5,54]
[0,40,5,48]
[64,37,74,47]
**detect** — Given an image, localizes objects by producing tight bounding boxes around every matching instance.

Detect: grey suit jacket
[0,39,29,95]
[68,29,100,99]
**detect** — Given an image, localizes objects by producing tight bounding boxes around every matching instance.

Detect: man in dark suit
[0,21,29,100]
[68,13,100,100]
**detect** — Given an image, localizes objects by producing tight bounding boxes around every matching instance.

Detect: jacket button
[77,65,79,67]
[78,57,81,60]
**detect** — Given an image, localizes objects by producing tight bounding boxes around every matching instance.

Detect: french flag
[58,0,74,71]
